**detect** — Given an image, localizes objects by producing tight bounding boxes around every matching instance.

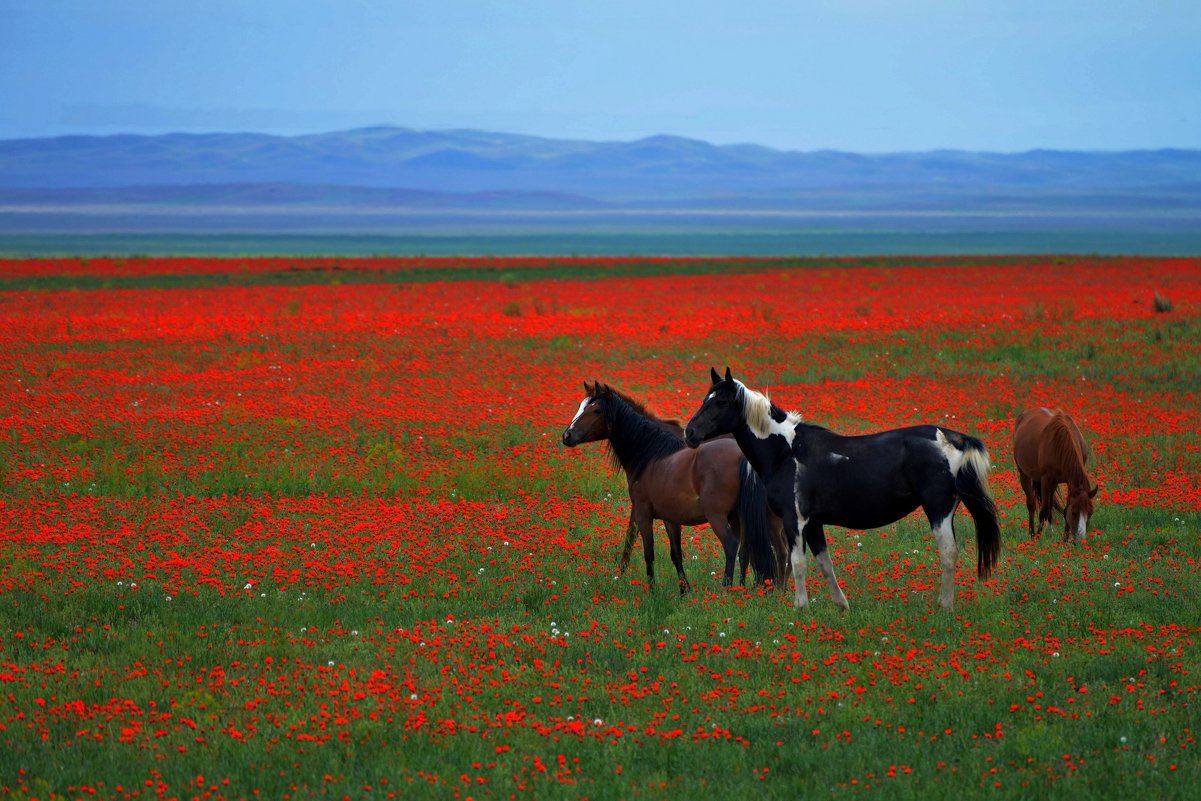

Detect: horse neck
[603,395,684,480]
[731,405,798,477]
[1048,419,1091,490]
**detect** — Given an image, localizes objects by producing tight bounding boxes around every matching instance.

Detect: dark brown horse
[562,382,788,593]
[1012,407,1098,542]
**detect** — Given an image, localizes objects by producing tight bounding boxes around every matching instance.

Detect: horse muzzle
[683,427,702,449]
[562,429,578,447]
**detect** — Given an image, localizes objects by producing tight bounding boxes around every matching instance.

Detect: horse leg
[732,517,749,586]
[784,510,810,609]
[707,511,739,587]
[617,511,639,573]
[771,515,791,590]
[805,522,850,612]
[917,482,963,610]
[1037,480,1056,539]
[634,510,656,587]
[664,521,690,595]
[931,511,959,611]
[1018,470,1039,539]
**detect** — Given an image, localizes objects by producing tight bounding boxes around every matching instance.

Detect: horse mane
[735,380,802,438]
[591,385,686,480]
[1045,412,1090,485]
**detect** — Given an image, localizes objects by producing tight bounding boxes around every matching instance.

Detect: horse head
[1064,483,1099,542]
[562,380,609,447]
[684,367,740,448]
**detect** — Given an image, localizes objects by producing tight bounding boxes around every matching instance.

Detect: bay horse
[684,368,1001,611]
[1012,407,1098,542]
[562,381,787,593]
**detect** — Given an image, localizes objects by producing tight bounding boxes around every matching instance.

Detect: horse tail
[737,458,778,585]
[954,437,1002,580]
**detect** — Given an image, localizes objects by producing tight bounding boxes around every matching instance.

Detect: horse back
[1013,406,1088,477]
[634,435,741,521]
[793,424,955,527]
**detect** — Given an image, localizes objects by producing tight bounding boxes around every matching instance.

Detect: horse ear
[583,380,593,394]
[1089,484,1100,498]
[724,366,733,382]
[710,367,721,384]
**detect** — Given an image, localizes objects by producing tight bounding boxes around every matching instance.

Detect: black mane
[595,386,686,481]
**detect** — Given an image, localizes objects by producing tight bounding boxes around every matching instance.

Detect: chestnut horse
[1012,407,1098,542]
[562,382,787,593]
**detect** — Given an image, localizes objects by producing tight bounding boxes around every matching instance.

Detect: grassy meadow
[1,255,1199,800]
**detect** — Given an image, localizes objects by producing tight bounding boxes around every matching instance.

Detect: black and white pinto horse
[684,368,1001,611]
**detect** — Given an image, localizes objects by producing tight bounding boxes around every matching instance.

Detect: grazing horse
[562,382,787,592]
[684,368,1001,611]
[1012,407,1098,542]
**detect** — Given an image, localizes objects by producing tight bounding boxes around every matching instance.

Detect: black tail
[955,439,1002,580]
[737,459,778,584]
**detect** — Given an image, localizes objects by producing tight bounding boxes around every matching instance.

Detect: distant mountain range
[2,127,1200,231]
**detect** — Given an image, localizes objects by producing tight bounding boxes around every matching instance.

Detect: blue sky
[2,0,1198,152]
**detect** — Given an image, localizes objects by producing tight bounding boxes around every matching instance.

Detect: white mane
[735,380,802,440]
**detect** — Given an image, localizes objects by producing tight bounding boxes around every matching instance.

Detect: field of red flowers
[1,255,1199,800]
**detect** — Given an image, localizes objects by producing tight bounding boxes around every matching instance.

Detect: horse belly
[641,454,708,526]
[807,459,919,530]
[649,493,707,526]
[827,495,922,530]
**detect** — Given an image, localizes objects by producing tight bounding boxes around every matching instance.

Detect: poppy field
[2,254,1200,800]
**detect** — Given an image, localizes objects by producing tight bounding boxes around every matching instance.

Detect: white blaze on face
[569,397,592,427]
[1076,513,1089,541]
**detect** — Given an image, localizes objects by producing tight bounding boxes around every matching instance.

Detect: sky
[2,0,1199,152]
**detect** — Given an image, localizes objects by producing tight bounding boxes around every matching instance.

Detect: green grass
[2,255,1199,800]
[2,501,1196,800]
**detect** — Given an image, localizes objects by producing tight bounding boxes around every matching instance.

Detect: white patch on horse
[569,397,592,426]
[934,429,965,475]
[814,549,849,610]
[789,467,810,608]
[829,452,849,464]
[1076,513,1088,541]
[736,379,801,445]
[931,513,959,609]
[790,513,809,609]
